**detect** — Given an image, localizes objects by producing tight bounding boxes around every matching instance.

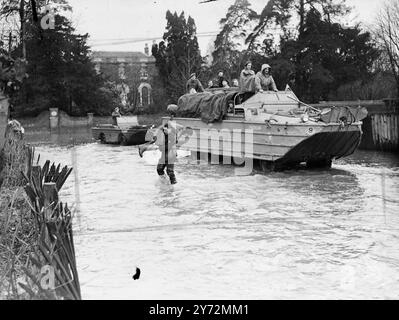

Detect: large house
[91,44,157,111]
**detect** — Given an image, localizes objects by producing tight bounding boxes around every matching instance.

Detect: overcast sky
[67,0,382,55]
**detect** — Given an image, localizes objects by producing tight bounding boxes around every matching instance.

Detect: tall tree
[246,0,350,48]
[0,0,71,58]
[11,13,118,116]
[375,0,399,97]
[211,0,258,79]
[152,11,203,102]
[279,8,378,102]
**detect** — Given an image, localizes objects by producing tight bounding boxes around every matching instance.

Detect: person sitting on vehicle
[239,61,256,103]
[231,79,239,87]
[186,73,204,94]
[207,80,217,89]
[222,80,230,89]
[255,64,278,92]
[217,71,229,88]
[112,107,121,125]
[227,100,234,114]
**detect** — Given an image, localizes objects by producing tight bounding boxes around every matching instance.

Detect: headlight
[301,114,309,123]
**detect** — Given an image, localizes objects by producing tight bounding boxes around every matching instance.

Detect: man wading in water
[139,105,191,185]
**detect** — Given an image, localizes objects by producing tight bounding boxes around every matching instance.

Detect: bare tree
[375,0,399,97]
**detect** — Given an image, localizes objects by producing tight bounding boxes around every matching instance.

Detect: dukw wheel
[99,133,106,144]
[119,134,128,146]
[260,160,285,172]
[260,160,276,171]
[306,158,332,169]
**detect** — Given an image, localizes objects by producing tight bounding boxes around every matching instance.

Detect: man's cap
[189,73,196,79]
[167,104,178,114]
[261,64,271,72]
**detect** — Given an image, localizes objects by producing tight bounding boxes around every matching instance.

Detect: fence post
[49,108,59,130]
[0,91,9,149]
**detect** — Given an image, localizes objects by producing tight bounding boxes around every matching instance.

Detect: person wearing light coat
[255,64,278,92]
[239,61,256,93]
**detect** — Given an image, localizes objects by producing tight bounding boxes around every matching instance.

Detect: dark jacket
[217,76,229,88]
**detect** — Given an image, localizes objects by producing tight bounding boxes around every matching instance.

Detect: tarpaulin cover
[176,91,238,123]
[319,106,368,124]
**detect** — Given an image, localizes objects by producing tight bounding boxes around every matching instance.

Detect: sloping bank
[0,120,81,300]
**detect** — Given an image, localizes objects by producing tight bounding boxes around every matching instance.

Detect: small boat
[163,88,368,171]
[92,116,149,146]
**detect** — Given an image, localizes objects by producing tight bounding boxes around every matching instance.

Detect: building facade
[92,46,157,112]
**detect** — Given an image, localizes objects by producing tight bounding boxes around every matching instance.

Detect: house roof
[92,51,155,63]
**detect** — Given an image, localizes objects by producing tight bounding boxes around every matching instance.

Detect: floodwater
[25,128,399,300]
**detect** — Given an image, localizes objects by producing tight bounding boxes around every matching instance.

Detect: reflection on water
[26,128,399,299]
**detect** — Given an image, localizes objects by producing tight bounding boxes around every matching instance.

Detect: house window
[138,83,152,108]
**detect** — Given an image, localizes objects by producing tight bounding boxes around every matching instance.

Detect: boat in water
[161,88,368,170]
[92,116,149,146]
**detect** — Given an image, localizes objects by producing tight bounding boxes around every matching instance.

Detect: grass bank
[0,121,81,300]
[0,123,36,299]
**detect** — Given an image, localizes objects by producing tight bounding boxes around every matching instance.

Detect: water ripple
[30,138,399,300]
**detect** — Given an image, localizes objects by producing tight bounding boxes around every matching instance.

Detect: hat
[261,64,271,72]
[189,73,196,79]
[167,104,178,114]
[244,61,252,67]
